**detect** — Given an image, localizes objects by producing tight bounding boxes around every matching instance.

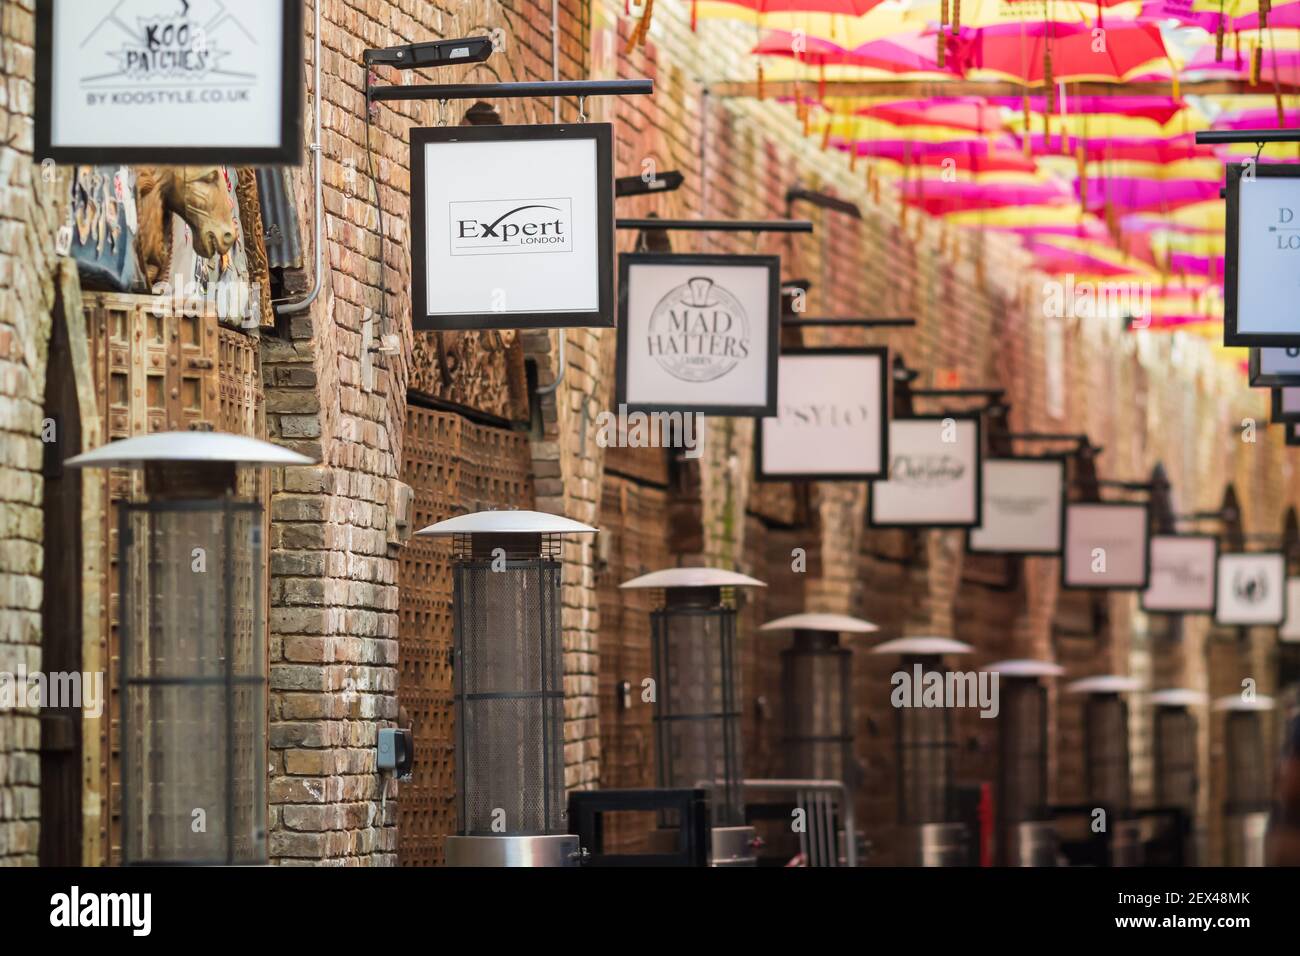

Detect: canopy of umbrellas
[693,0,1300,341]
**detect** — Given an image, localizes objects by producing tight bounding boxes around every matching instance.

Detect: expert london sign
[1224,163,1300,346]
[411,124,615,331]
[36,0,304,164]
[757,348,888,481]
[617,253,780,416]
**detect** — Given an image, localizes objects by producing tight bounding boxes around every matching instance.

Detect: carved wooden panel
[397,406,535,866]
[83,293,264,864]
[408,330,529,423]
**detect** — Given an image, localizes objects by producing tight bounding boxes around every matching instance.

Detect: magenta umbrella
[1212,107,1300,129]
[1077,178,1224,214]
[1167,251,1226,277]
[1234,0,1300,28]
[987,94,1185,125]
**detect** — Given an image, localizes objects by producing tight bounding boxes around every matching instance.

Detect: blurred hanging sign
[968,456,1065,555]
[1223,163,1300,346]
[35,0,304,165]
[1141,534,1219,615]
[411,123,614,330]
[1062,502,1151,590]
[616,253,780,416]
[1215,552,1286,626]
[1273,386,1300,423]
[756,348,888,481]
[1248,347,1300,387]
[869,415,982,529]
[1281,578,1300,640]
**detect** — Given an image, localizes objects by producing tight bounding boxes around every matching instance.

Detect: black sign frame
[34,0,304,165]
[410,122,615,332]
[1223,162,1300,347]
[1060,500,1152,592]
[1139,532,1220,616]
[615,252,781,417]
[966,454,1068,557]
[1273,386,1300,423]
[868,412,984,531]
[1248,347,1300,387]
[755,346,890,483]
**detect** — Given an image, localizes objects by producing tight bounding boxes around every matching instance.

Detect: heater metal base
[1007,821,1058,867]
[1225,812,1269,867]
[907,823,969,866]
[710,825,757,867]
[444,834,580,867]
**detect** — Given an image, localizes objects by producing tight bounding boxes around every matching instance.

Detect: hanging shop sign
[869,415,982,529]
[1273,386,1300,423]
[756,348,888,481]
[968,456,1065,555]
[616,253,780,416]
[35,0,303,165]
[1141,534,1219,614]
[1062,502,1150,590]
[1248,347,1300,387]
[1214,552,1286,626]
[1224,164,1300,346]
[1289,423,1300,447]
[411,123,615,331]
[1282,578,1300,640]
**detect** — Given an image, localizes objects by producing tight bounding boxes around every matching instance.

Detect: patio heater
[415,510,597,867]
[758,613,877,783]
[1214,694,1275,866]
[871,636,974,866]
[1066,675,1142,865]
[65,431,315,865]
[620,567,766,866]
[984,660,1064,866]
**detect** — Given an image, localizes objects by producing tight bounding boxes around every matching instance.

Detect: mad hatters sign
[36,0,303,164]
[869,415,982,528]
[968,457,1065,555]
[616,253,780,415]
[1215,552,1286,626]
[1224,164,1300,346]
[1141,534,1218,614]
[1062,502,1150,590]
[411,124,614,331]
[756,348,888,481]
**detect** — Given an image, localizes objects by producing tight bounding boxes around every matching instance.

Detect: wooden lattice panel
[83,293,264,865]
[397,406,535,866]
[408,331,529,423]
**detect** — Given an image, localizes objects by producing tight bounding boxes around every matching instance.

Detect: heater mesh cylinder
[652,592,744,827]
[1226,711,1269,810]
[120,500,266,865]
[454,554,565,835]
[998,679,1048,827]
[1154,706,1197,813]
[896,660,953,825]
[782,632,852,782]
[1084,694,1131,815]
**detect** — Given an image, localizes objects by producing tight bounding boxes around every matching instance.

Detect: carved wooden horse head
[135,166,239,287]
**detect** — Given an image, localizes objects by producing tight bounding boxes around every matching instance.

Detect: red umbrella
[972,22,1169,83]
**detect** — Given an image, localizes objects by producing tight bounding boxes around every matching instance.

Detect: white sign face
[1276,386,1300,421]
[1142,535,1218,613]
[412,124,614,330]
[968,458,1064,554]
[38,0,300,163]
[757,350,887,480]
[870,417,981,528]
[1226,169,1300,344]
[1215,552,1286,625]
[617,254,779,415]
[1252,347,1300,385]
[1062,503,1150,589]
[1282,577,1300,641]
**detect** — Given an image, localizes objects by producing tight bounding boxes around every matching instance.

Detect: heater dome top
[1065,675,1143,695]
[1150,688,1207,708]
[415,510,597,536]
[759,612,878,634]
[1212,694,1275,712]
[64,431,317,468]
[620,567,765,590]
[869,636,973,656]
[983,659,1065,678]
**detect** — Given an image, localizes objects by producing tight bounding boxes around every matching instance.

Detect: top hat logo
[646,273,752,383]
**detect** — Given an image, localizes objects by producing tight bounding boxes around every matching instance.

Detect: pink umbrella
[856,97,1006,132]
[987,94,1186,124]
[1078,178,1224,214]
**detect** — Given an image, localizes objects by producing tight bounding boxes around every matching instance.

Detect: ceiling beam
[709,79,1300,99]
